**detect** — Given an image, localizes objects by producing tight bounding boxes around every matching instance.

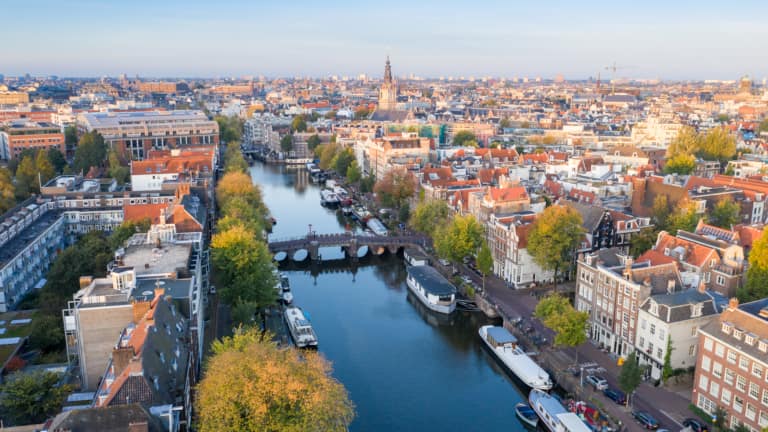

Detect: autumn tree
[0,168,14,213]
[196,328,354,432]
[666,200,701,235]
[739,232,768,302]
[280,134,293,153]
[0,371,72,425]
[291,115,308,133]
[651,195,671,229]
[409,199,450,237]
[211,225,277,308]
[476,241,493,292]
[667,126,700,158]
[452,130,477,147]
[434,214,484,264]
[224,142,249,174]
[35,149,55,185]
[373,168,416,209]
[73,131,107,174]
[663,153,696,175]
[709,198,741,229]
[14,155,38,199]
[217,171,263,209]
[527,205,584,290]
[699,127,736,166]
[534,294,588,363]
[629,228,659,258]
[107,150,129,185]
[318,142,340,171]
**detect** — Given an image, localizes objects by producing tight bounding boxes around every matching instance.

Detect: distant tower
[378,56,397,111]
[739,75,753,94]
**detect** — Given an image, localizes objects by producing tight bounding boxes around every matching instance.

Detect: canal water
[252,163,530,431]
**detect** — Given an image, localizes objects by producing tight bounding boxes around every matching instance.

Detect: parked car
[585,375,609,391]
[438,259,450,266]
[209,285,216,295]
[682,418,708,432]
[632,410,660,430]
[602,387,626,405]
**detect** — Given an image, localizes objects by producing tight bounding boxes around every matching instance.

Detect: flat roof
[0,211,63,268]
[81,110,212,128]
[406,266,456,296]
[121,243,191,276]
[487,326,517,344]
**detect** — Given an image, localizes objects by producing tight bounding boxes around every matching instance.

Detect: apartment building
[77,110,219,160]
[0,120,65,160]
[488,213,554,288]
[467,184,530,225]
[694,298,768,431]
[0,91,29,105]
[575,249,684,356]
[356,132,431,180]
[130,147,216,191]
[564,201,650,255]
[136,81,183,94]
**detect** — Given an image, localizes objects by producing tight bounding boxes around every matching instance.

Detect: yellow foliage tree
[196,328,355,432]
[216,171,263,208]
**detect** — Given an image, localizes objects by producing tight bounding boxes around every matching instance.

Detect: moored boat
[366,217,388,236]
[405,266,456,314]
[284,307,318,348]
[320,189,340,206]
[478,325,552,390]
[515,402,539,428]
[529,389,591,432]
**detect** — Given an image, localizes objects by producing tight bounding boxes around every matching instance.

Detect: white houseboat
[284,307,318,348]
[478,325,552,390]
[405,266,456,314]
[320,189,340,206]
[529,389,592,432]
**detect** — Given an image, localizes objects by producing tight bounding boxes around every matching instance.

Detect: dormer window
[759,340,768,353]
[664,248,670,256]
[649,301,659,316]
[745,334,756,346]
[722,322,733,334]
[691,303,703,318]
[732,329,742,340]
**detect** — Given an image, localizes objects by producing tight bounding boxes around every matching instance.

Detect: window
[725,369,735,385]
[689,345,696,357]
[753,363,763,379]
[698,394,717,414]
[710,381,720,398]
[763,389,768,406]
[737,375,747,392]
[713,362,723,379]
[699,375,709,391]
[639,337,645,348]
[648,342,654,354]
[704,338,714,351]
[722,322,732,334]
[734,329,743,340]
[657,348,663,358]
[746,403,757,421]
[741,356,750,371]
[722,388,732,405]
[728,350,737,364]
[716,343,725,358]
[702,356,712,371]
[759,411,768,428]
[659,329,665,341]
[746,334,756,345]
[691,326,699,337]
[716,275,725,286]
[750,382,760,400]
[760,341,768,353]
[734,395,744,413]
[650,324,656,335]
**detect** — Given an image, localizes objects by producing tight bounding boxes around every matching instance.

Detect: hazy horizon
[2,0,768,81]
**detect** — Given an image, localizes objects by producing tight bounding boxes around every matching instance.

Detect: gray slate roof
[48,404,165,432]
[640,289,718,323]
[407,266,456,296]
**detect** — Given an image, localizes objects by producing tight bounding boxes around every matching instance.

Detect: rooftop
[0,210,62,268]
[80,110,212,128]
[406,266,456,296]
[121,243,192,277]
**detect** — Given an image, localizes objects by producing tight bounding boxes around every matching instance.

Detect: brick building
[0,120,65,159]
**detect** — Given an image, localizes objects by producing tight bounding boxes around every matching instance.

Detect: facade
[130,147,216,191]
[636,288,719,380]
[0,120,65,160]
[694,298,768,431]
[488,213,554,288]
[565,201,650,255]
[77,110,219,160]
[137,81,183,94]
[357,132,431,179]
[0,91,29,105]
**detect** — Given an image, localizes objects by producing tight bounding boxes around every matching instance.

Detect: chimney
[79,276,94,289]
[698,280,707,294]
[623,256,633,280]
[132,300,151,324]
[154,284,165,300]
[728,297,739,311]
[112,346,134,376]
[643,277,652,288]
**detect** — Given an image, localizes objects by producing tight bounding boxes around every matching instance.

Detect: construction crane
[604,62,627,95]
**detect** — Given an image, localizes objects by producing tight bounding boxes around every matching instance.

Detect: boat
[529,389,592,432]
[404,247,429,266]
[478,325,552,390]
[284,307,318,348]
[320,189,340,206]
[351,205,372,222]
[279,274,292,304]
[405,266,456,314]
[515,402,539,428]
[366,218,388,236]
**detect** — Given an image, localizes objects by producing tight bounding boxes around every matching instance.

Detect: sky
[2,0,768,80]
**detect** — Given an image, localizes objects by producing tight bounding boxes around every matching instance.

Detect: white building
[487,213,554,288]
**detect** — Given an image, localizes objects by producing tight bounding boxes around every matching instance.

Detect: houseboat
[404,247,429,266]
[320,189,340,206]
[478,325,552,390]
[405,266,456,314]
[284,307,318,348]
[366,218,388,236]
[529,389,592,432]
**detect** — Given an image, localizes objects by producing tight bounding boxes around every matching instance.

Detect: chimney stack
[112,346,134,376]
[728,297,739,311]
[131,299,151,324]
[698,280,707,294]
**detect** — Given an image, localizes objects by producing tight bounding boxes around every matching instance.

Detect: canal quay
[251,162,534,431]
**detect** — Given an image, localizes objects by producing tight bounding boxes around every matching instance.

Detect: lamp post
[308,223,313,237]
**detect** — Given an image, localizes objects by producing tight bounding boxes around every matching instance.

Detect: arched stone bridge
[268,232,427,261]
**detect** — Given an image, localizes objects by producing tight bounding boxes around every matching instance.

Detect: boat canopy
[296,319,311,327]
[406,266,456,296]
[556,413,592,432]
[487,326,518,346]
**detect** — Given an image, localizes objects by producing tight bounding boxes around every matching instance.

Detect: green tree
[499,117,511,129]
[409,199,450,237]
[534,294,588,363]
[709,198,741,229]
[699,127,736,165]
[196,328,354,432]
[107,150,129,185]
[108,218,152,250]
[527,205,584,290]
[307,134,321,151]
[360,174,376,193]
[291,115,308,133]
[15,155,38,199]
[35,150,55,185]
[373,168,416,209]
[662,336,674,383]
[47,147,68,174]
[759,118,768,133]
[73,131,107,174]
[333,148,355,176]
[346,161,362,184]
[224,142,249,174]
[215,115,244,143]
[452,130,477,147]
[712,406,728,432]
[666,201,701,234]
[663,153,696,175]
[319,142,340,170]
[738,232,768,302]
[64,125,78,148]
[651,195,671,229]
[618,351,644,407]
[629,228,658,258]
[398,202,410,224]
[28,314,64,354]
[280,134,293,153]
[476,241,493,292]
[0,371,72,425]
[230,300,259,327]
[667,126,700,158]
[0,168,15,213]
[434,214,484,264]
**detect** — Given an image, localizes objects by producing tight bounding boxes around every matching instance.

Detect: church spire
[384,56,392,84]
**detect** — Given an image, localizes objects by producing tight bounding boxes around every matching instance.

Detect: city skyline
[2,0,768,80]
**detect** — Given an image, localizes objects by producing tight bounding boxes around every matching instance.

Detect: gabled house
[488,213,554,288]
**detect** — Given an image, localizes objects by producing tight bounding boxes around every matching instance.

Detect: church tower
[378,56,397,111]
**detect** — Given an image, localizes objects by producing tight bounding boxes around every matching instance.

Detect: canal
[252,163,530,431]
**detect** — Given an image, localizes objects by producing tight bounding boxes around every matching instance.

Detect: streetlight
[308,223,313,237]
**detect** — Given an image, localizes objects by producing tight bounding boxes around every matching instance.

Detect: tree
[698,127,736,165]
[333,148,355,177]
[0,168,15,213]
[651,195,671,229]
[453,130,477,147]
[215,115,244,143]
[434,214,484,264]
[354,107,370,120]
[662,336,674,383]
[534,294,588,363]
[0,371,72,425]
[291,115,308,133]
[211,225,277,308]
[398,202,410,223]
[709,198,741,229]
[107,150,129,185]
[663,153,696,175]
[629,228,658,258]
[476,241,493,292]
[307,134,321,151]
[230,300,259,327]
[527,205,584,290]
[64,125,78,148]
[280,134,293,153]
[499,117,511,129]
[196,328,354,432]
[373,168,416,209]
[73,131,107,174]
[738,232,768,302]
[759,118,768,133]
[47,148,67,174]
[29,314,64,354]
[666,201,701,235]
[35,150,56,185]
[108,218,152,250]
[712,406,728,432]
[359,174,376,193]
[667,126,700,158]
[318,142,340,171]
[220,196,267,236]
[217,172,263,209]
[15,155,38,199]
[618,351,643,407]
[409,199,450,237]
[346,161,361,184]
